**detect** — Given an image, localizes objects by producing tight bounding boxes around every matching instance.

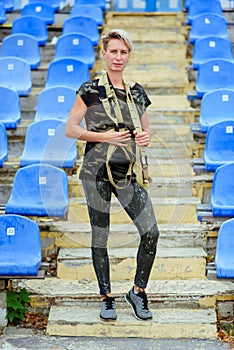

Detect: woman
[66,29,159,321]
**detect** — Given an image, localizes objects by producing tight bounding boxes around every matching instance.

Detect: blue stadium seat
[0,0,13,12]
[28,0,60,11]
[0,2,6,23]
[0,122,7,167]
[204,121,234,171]
[187,0,223,24]
[63,16,99,46]
[1,33,40,69]
[20,119,77,168]
[156,0,182,12]
[11,15,48,46]
[45,57,90,90]
[189,13,228,44]
[192,36,234,70]
[54,33,95,69]
[0,86,21,129]
[0,214,41,276]
[22,2,55,25]
[70,4,104,26]
[200,89,234,132]
[211,162,234,217]
[34,86,76,122]
[0,57,32,96]
[5,163,69,218]
[74,0,106,10]
[215,218,234,278]
[196,59,234,98]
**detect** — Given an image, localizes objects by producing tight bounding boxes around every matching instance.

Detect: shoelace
[104,297,115,310]
[137,292,149,310]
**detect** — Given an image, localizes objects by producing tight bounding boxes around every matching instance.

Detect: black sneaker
[100,296,117,321]
[125,287,153,320]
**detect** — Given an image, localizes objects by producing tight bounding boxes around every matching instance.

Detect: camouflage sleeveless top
[78,78,151,181]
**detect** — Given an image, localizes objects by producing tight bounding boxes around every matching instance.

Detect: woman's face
[102,38,131,73]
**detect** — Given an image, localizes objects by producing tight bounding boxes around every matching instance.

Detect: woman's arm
[66,95,131,146]
[134,112,151,147]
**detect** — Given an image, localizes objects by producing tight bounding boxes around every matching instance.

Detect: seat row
[185,0,234,278]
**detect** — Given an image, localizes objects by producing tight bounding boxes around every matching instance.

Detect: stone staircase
[0,8,234,339]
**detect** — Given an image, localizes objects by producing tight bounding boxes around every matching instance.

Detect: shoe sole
[125,293,153,321]
[100,315,117,321]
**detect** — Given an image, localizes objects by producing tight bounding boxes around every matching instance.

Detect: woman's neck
[107,71,124,89]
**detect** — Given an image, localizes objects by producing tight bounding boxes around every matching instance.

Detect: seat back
[22,2,55,25]
[28,0,60,11]
[74,0,106,10]
[204,121,234,171]
[5,163,69,218]
[0,0,13,12]
[189,13,228,43]
[200,88,234,132]
[2,33,40,69]
[196,59,234,98]
[211,162,234,216]
[20,119,77,168]
[70,4,103,26]
[63,16,99,46]
[34,86,76,122]
[0,122,8,167]
[45,57,90,90]
[215,218,234,278]
[54,33,95,69]
[0,57,32,96]
[11,15,48,46]
[0,86,21,128]
[192,36,234,69]
[0,214,41,276]
[187,0,223,24]
[0,2,6,23]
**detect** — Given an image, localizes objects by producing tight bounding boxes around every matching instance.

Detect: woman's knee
[141,224,159,255]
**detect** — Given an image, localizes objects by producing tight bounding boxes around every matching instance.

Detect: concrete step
[0,289,7,330]
[46,305,217,339]
[57,247,207,281]
[68,196,200,225]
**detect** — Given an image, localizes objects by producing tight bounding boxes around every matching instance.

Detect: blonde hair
[101,29,133,52]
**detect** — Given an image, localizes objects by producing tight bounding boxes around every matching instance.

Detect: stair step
[57,247,207,281]
[46,306,217,339]
[68,196,200,225]
[0,290,7,330]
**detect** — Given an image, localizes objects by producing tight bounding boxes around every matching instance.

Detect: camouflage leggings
[82,179,160,295]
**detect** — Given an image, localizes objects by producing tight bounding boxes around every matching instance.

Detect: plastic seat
[45,57,90,90]
[70,4,104,26]
[5,163,69,218]
[20,119,77,168]
[204,121,234,171]
[22,2,55,25]
[189,13,228,44]
[34,86,76,122]
[0,57,32,96]
[74,0,106,10]
[63,16,99,46]
[211,162,234,217]
[11,15,48,46]
[0,86,20,129]
[215,218,234,278]
[196,59,234,98]
[192,36,234,70]
[0,122,7,167]
[2,33,40,69]
[200,89,234,132]
[28,0,60,11]
[156,0,182,12]
[0,0,13,12]
[187,0,223,24]
[54,33,95,69]
[0,2,6,23]
[0,214,41,276]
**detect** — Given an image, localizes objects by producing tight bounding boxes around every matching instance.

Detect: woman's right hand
[102,128,131,146]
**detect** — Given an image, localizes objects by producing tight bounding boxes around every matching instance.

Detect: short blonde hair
[101,29,133,52]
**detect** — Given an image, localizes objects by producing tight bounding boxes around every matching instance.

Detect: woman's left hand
[133,130,151,147]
